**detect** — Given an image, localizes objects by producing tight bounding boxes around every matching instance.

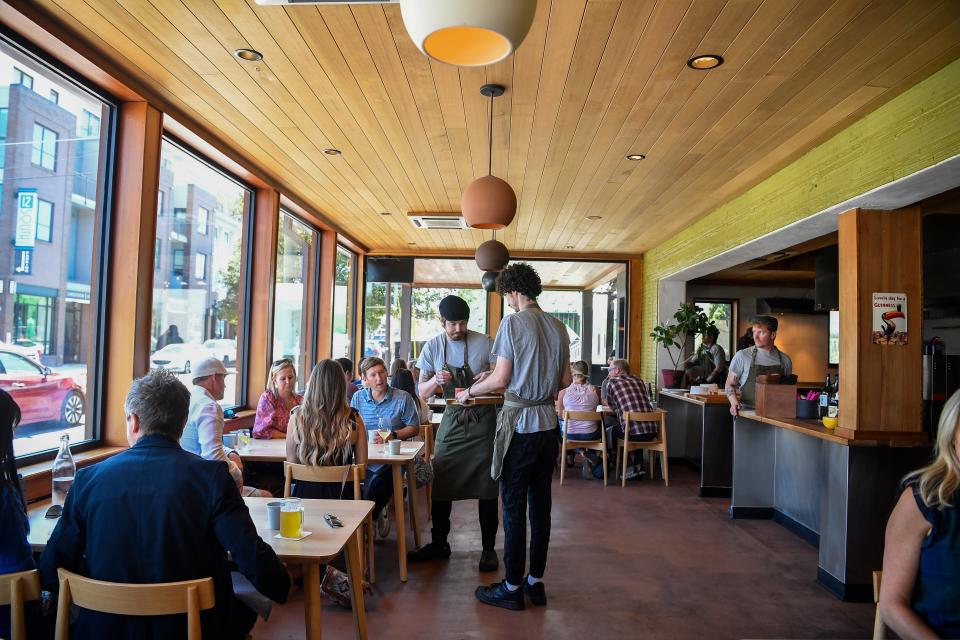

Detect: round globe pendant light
[462,84,516,230]
[399,0,537,67]
[481,271,499,293]
[476,237,510,272]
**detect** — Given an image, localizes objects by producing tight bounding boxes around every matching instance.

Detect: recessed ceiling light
[322,148,341,156]
[687,54,723,70]
[586,215,602,220]
[565,245,574,249]
[626,153,646,161]
[234,48,263,62]
[380,211,392,216]
[407,242,417,245]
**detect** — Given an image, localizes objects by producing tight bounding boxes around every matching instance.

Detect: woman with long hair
[253,359,303,439]
[0,389,34,639]
[285,359,367,497]
[880,388,960,638]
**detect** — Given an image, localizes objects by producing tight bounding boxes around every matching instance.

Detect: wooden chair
[0,569,40,640]
[54,568,214,640]
[283,461,375,583]
[420,423,435,520]
[873,570,887,640]
[559,410,607,486]
[615,410,668,487]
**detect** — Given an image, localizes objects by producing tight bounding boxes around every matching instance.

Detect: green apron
[739,346,786,409]
[431,337,499,501]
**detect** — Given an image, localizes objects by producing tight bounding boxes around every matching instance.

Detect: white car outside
[0,341,42,362]
[203,338,237,364]
[150,343,214,374]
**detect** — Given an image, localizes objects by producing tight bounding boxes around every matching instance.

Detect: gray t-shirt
[728,346,793,384]
[417,330,494,377]
[686,343,727,368]
[491,309,570,433]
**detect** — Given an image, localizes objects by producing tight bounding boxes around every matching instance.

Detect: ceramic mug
[389,439,401,455]
[266,501,283,530]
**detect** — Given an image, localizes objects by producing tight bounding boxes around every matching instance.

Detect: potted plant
[650,303,713,389]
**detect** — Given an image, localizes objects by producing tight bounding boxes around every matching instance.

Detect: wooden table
[239,438,286,462]
[28,497,373,640]
[366,440,424,582]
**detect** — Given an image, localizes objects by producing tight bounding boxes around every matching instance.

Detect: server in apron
[408,296,501,572]
[725,315,794,415]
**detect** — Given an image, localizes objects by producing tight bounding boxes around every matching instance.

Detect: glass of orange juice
[280,497,304,538]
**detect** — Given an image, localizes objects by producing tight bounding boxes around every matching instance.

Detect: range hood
[757,297,818,315]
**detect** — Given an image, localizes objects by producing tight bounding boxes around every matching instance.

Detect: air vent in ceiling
[407,213,469,230]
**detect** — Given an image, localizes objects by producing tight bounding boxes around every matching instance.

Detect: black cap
[749,315,778,332]
[439,295,470,321]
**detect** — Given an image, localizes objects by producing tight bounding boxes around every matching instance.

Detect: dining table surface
[28,496,373,640]
[238,436,287,462]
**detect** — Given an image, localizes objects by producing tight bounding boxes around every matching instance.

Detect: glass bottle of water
[51,434,76,506]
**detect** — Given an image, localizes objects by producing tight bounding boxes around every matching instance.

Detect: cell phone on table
[45,504,63,519]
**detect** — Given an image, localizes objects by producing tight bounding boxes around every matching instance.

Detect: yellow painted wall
[640,58,960,381]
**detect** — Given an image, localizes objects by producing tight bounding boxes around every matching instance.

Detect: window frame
[13,66,33,89]
[332,243,357,361]
[692,297,739,360]
[3,30,119,465]
[274,208,320,384]
[195,252,207,281]
[157,134,256,412]
[31,122,58,171]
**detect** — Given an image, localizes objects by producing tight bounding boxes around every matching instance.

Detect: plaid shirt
[605,374,658,434]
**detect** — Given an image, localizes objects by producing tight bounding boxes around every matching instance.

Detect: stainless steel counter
[658,391,733,497]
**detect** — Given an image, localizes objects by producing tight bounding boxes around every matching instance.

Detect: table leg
[392,464,408,582]
[407,460,422,549]
[346,527,368,640]
[303,562,322,640]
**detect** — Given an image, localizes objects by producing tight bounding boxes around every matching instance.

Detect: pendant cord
[487,92,493,176]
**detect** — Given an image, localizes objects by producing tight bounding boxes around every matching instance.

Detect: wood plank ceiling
[35,0,960,255]
[413,258,625,289]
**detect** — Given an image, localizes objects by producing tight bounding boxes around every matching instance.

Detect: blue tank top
[910,483,960,638]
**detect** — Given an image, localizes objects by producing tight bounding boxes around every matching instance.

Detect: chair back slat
[563,410,603,422]
[872,571,887,640]
[56,568,215,616]
[283,462,365,498]
[0,569,41,604]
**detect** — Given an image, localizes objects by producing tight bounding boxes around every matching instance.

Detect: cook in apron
[738,346,786,409]
[431,337,499,501]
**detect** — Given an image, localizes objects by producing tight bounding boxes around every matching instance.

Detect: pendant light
[400,0,537,67]
[481,270,500,293]
[476,230,510,272]
[462,84,516,230]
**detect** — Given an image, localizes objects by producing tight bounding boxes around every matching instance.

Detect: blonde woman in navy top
[881,388,960,638]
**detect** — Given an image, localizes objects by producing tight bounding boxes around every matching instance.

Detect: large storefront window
[0,38,113,457]
[150,139,251,407]
[332,245,355,360]
[410,288,486,361]
[273,210,314,377]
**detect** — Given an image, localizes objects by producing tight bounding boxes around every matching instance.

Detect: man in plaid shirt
[602,359,658,478]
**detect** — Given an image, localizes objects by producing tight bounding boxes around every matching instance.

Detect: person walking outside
[456,263,571,611]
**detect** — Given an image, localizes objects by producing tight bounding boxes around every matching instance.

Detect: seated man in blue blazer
[40,369,290,639]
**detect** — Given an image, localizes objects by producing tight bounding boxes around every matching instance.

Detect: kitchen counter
[658,391,733,497]
[737,410,851,445]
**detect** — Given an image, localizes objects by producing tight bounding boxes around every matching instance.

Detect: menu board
[872,292,907,345]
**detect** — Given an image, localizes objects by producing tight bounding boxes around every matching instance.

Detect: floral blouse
[252,390,303,439]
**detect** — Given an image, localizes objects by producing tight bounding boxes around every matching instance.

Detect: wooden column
[837,207,924,441]
[627,258,643,377]
[101,101,162,446]
[315,229,337,360]
[244,188,280,406]
[486,291,502,339]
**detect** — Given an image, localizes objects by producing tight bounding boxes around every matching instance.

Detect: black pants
[500,429,559,586]
[364,466,393,519]
[431,498,499,550]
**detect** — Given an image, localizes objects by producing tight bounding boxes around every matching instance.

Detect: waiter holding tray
[408,295,501,573]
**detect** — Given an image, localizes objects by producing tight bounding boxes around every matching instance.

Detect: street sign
[13,249,32,275]
[15,189,38,249]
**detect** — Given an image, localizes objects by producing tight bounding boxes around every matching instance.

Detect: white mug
[368,430,378,444]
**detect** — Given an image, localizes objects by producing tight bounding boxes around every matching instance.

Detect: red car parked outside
[0,349,85,426]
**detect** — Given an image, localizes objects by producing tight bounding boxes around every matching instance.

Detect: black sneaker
[475,580,525,611]
[478,549,499,572]
[407,541,451,562]
[524,579,547,606]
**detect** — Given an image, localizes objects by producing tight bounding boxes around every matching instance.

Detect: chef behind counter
[725,315,793,417]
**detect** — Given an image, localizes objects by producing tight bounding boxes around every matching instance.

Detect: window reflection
[332,245,355,359]
[273,210,314,377]
[150,139,251,407]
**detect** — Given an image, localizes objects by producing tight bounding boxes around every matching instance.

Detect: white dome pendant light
[400,0,537,67]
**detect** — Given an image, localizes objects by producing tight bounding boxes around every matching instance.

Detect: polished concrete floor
[253,463,874,639]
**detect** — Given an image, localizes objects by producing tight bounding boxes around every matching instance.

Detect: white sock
[504,581,519,591]
[527,575,542,586]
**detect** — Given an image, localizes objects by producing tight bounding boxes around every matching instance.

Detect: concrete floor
[254,464,874,639]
